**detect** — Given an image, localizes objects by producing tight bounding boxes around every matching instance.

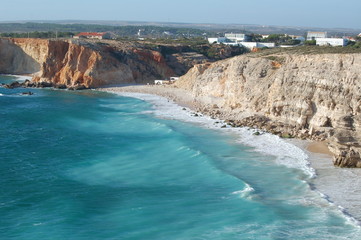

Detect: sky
[1,0,361,29]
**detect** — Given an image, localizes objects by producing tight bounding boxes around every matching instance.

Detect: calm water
[0,75,360,239]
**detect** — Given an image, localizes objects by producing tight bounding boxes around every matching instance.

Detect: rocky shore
[100,67,361,169]
[1,37,361,167]
[99,85,326,140]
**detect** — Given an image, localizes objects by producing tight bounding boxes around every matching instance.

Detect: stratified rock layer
[0,38,178,88]
[175,53,361,167]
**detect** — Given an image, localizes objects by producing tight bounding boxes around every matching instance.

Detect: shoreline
[98,84,361,225]
[0,74,32,82]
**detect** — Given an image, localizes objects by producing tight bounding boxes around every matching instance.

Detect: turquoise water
[0,75,360,239]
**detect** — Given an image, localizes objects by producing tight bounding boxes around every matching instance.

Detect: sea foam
[112,91,315,177]
[109,91,361,228]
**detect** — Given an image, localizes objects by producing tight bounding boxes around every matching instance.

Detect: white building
[307,31,327,40]
[316,38,349,46]
[208,33,251,44]
[154,77,179,85]
[240,42,275,49]
[224,33,251,42]
[208,37,227,44]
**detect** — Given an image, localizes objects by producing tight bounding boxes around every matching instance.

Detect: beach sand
[307,141,333,156]
[99,84,361,223]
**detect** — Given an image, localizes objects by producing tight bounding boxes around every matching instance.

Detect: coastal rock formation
[0,38,182,88]
[0,38,245,88]
[175,53,361,167]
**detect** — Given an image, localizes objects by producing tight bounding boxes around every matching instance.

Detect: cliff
[0,38,188,88]
[0,38,246,88]
[175,53,361,167]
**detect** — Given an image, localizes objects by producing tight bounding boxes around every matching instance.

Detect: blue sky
[2,0,361,29]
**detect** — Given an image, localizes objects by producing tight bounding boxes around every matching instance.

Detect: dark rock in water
[36,81,54,88]
[253,131,261,136]
[281,133,293,138]
[54,84,67,89]
[21,91,34,95]
[73,85,87,90]
[182,108,186,111]
[4,81,21,89]
[23,79,35,88]
[68,85,87,90]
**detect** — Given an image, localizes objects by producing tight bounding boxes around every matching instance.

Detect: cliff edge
[0,38,191,88]
[175,53,361,167]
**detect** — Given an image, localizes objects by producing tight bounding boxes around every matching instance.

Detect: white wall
[208,37,227,44]
[316,38,348,46]
[239,42,275,49]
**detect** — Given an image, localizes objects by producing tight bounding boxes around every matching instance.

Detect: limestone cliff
[0,38,178,88]
[175,53,361,167]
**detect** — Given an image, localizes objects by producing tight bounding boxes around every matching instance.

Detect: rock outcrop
[0,38,185,88]
[175,53,361,167]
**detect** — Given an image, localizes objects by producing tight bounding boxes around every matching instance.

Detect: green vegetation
[0,31,73,38]
[347,40,361,49]
[304,40,316,45]
[251,45,361,57]
[142,39,248,61]
[0,22,211,39]
[261,34,297,45]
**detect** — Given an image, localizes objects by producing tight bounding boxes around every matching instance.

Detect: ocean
[1,75,360,240]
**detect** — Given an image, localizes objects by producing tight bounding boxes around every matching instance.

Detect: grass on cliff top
[249,45,361,57]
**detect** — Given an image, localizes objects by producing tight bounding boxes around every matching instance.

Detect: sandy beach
[307,141,333,156]
[99,84,361,224]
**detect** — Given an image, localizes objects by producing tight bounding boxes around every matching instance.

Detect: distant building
[208,37,227,44]
[307,31,327,40]
[344,36,356,42]
[73,32,113,40]
[240,42,275,49]
[358,33,361,37]
[208,33,251,45]
[316,38,348,46]
[224,33,251,42]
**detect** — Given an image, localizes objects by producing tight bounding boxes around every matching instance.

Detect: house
[224,33,251,42]
[208,33,251,45]
[307,31,327,40]
[73,32,113,40]
[316,38,348,46]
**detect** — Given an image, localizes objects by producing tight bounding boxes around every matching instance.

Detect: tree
[304,40,316,46]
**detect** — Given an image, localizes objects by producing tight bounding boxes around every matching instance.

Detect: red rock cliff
[0,38,176,88]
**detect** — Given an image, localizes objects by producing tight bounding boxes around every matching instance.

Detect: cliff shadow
[0,39,40,75]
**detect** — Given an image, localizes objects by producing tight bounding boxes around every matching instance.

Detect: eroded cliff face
[0,39,41,74]
[175,53,361,167]
[0,38,178,87]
